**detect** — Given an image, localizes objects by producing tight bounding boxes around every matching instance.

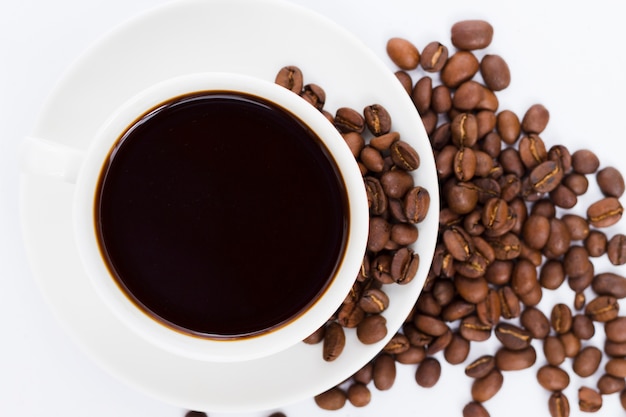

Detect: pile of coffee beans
[308,19,626,417]
[276,65,430,368]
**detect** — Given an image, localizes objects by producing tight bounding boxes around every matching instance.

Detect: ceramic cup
[21,72,368,362]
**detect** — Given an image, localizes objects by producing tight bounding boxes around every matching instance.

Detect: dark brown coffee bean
[390,247,419,284]
[573,346,602,377]
[529,160,563,193]
[445,181,479,214]
[415,291,442,317]
[314,387,346,410]
[559,332,582,358]
[403,186,430,224]
[550,184,578,209]
[571,149,600,174]
[495,346,536,371]
[441,51,480,88]
[578,386,602,413]
[551,303,573,334]
[415,357,441,388]
[367,217,391,252]
[511,258,538,296]
[373,353,396,391]
[365,177,388,216]
[396,345,427,365]
[356,314,387,345]
[454,147,477,181]
[442,226,474,261]
[386,37,420,70]
[498,286,521,319]
[606,317,626,343]
[521,306,551,339]
[441,299,476,322]
[489,232,521,260]
[413,313,449,337]
[275,65,303,93]
[585,230,608,257]
[419,41,447,72]
[561,214,589,241]
[463,401,490,417]
[499,147,525,178]
[336,302,364,328]
[495,322,531,350]
[548,392,570,417]
[597,166,625,197]
[363,104,391,136]
[452,80,483,111]
[485,260,512,286]
[444,332,470,364]
[476,289,501,326]
[522,214,550,250]
[544,335,566,366]
[597,374,626,395]
[518,134,547,170]
[481,131,503,158]
[496,110,521,145]
[548,144,572,172]
[606,358,626,378]
[571,314,595,340]
[411,76,432,115]
[370,131,400,152]
[394,70,413,95]
[342,132,365,158]
[593,272,626,298]
[563,172,589,195]
[303,325,325,344]
[460,315,492,341]
[585,295,619,322]
[301,83,325,110]
[480,54,510,91]
[544,218,572,259]
[606,340,626,357]
[455,275,489,305]
[471,369,503,403]
[431,279,455,306]
[390,140,420,171]
[334,107,365,133]
[574,291,586,310]
[537,365,570,391]
[359,288,389,314]
[360,146,385,173]
[451,20,494,50]
[347,383,370,407]
[427,328,453,355]
[432,86,452,115]
[451,112,479,147]
[521,104,550,134]
[607,233,626,265]
[323,322,345,361]
[465,355,496,379]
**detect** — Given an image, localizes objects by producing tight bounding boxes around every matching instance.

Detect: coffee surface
[96,92,348,337]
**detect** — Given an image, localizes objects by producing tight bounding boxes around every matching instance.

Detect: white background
[2,0,626,416]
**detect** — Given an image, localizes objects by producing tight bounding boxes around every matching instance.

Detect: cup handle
[20,136,86,184]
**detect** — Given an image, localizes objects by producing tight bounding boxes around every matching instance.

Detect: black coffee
[96,92,349,338]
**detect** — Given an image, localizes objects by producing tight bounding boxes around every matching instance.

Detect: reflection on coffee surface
[96,92,348,337]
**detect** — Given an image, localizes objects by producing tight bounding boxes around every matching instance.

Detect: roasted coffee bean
[548,392,570,417]
[442,226,474,261]
[496,110,521,145]
[412,76,432,115]
[489,232,521,260]
[593,272,626,299]
[342,132,365,158]
[571,149,600,174]
[420,41,448,72]
[314,387,347,410]
[444,332,470,365]
[427,328,453,355]
[373,353,396,391]
[548,144,572,172]
[404,186,430,223]
[364,104,392,136]
[441,51,480,88]
[521,306,551,339]
[597,166,625,198]
[607,233,626,265]
[334,107,365,133]
[495,322,531,350]
[390,247,419,284]
[413,313,449,337]
[597,374,626,395]
[360,146,385,173]
[455,275,489,305]
[460,315,492,341]
[365,177,388,216]
[485,260,512,286]
[571,314,595,340]
[499,147,525,178]
[415,357,441,388]
[544,218,571,259]
[518,283,542,307]
[356,314,387,345]
[359,288,389,314]
[578,386,602,413]
[432,86,453,115]
[323,322,346,361]
[544,335,566,366]
[511,258,538,296]
[347,383,371,407]
[605,317,626,343]
[451,112,479,147]
[396,345,427,365]
[480,54,510,91]
[465,355,496,379]
[415,291,442,317]
[275,65,303,93]
[529,160,563,193]
[367,217,391,252]
[585,295,619,322]
[454,147,477,181]
[551,303,573,334]
[574,291,585,310]
[605,340,626,357]
[301,83,325,109]
[336,302,364,328]
[585,230,608,257]
[606,358,626,378]
[537,365,570,391]
[523,215,550,250]
[471,369,503,403]
[518,134,547,170]
[476,289,501,326]
[386,37,420,70]
[521,104,550,134]
[451,20,494,50]
[463,401,490,417]
[441,299,476,322]
[394,70,413,95]
[559,332,582,358]
[572,346,602,377]
[561,214,589,241]
[432,278,455,306]
[445,181,479,214]
[562,172,589,195]
[495,346,536,371]
[303,325,325,344]
[370,131,400,152]
[550,184,577,209]
[498,286,521,319]
[453,80,483,111]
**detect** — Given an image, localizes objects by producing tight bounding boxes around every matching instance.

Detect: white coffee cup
[21,72,369,362]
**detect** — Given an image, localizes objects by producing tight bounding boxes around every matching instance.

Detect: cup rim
[72,72,369,362]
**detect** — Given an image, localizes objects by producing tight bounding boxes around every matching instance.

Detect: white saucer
[19,0,439,412]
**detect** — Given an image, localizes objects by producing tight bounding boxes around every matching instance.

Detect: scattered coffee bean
[548,392,570,417]
[386,37,420,70]
[537,365,570,391]
[578,386,602,412]
[415,357,441,388]
[314,387,347,411]
[471,369,503,402]
[572,346,602,378]
[373,353,396,391]
[451,20,494,50]
[347,383,371,407]
[463,401,490,417]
